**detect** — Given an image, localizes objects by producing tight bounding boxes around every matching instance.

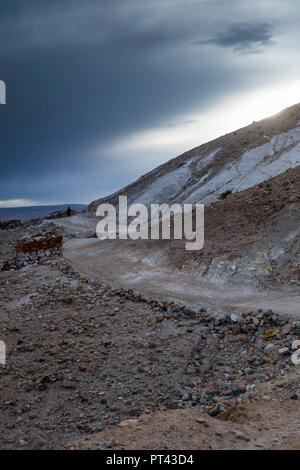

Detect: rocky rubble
[0,250,299,449]
[1,232,63,271]
[2,248,62,271]
[0,220,22,230]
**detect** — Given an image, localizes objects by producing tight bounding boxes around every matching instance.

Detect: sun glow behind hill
[233,81,300,125]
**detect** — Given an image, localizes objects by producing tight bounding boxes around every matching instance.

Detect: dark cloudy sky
[1,0,300,207]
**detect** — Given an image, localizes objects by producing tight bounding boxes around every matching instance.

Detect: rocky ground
[63,398,300,450]
[0,221,300,449]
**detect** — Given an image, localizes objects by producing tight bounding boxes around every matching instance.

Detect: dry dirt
[63,398,300,450]
[63,237,300,319]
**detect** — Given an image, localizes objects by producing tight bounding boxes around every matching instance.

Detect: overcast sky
[1,0,300,207]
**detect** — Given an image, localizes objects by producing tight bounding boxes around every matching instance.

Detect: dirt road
[63,237,300,319]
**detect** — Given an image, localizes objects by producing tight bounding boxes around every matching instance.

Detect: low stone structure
[16,233,63,254]
[1,232,63,271]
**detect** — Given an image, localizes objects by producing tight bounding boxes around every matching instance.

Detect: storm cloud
[195,22,274,54]
[0,1,299,206]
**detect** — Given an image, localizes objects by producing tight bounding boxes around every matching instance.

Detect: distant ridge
[0,204,87,223]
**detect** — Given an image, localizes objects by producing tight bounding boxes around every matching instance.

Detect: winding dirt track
[63,237,300,319]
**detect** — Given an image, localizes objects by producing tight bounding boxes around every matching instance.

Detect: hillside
[58,104,300,300]
[88,103,300,211]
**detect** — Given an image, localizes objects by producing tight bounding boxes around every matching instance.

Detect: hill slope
[74,104,300,293]
[88,103,300,212]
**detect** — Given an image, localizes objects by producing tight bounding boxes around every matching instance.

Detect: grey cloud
[0,1,187,57]
[195,22,274,54]
[0,1,299,205]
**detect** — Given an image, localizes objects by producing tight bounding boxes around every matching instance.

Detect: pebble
[105,439,113,448]
[278,347,289,355]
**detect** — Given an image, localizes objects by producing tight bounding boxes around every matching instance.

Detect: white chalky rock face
[130,126,300,206]
[132,161,192,205]
[131,148,221,206]
[185,126,300,204]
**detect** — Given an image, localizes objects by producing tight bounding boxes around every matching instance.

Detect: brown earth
[63,398,300,450]
[170,166,300,272]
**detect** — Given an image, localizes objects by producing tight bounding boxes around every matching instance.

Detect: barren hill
[60,104,300,306]
[88,103,300,212]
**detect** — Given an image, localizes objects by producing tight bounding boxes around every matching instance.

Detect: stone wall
[1,233,63,271]
[16,234,63,254]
